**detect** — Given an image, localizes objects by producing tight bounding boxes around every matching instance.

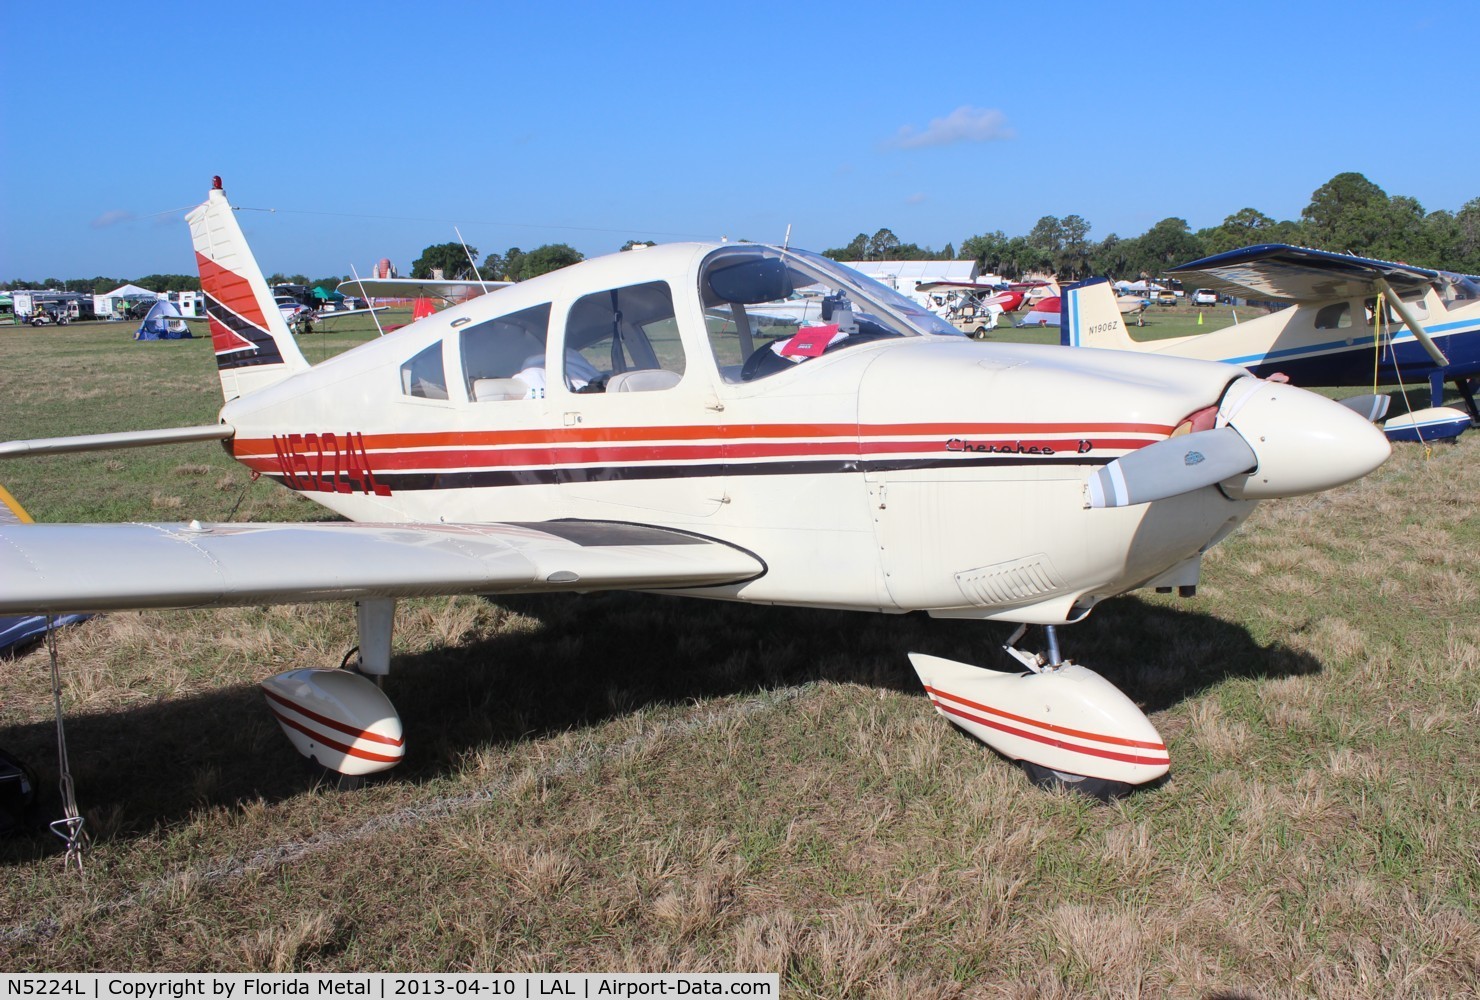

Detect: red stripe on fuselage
[238,436,1157,474]
[232,422,1171,459]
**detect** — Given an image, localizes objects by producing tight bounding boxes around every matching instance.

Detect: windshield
[700,245,961,382]
[1440,271,1480,303]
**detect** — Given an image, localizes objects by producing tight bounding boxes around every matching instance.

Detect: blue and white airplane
[1061,244,1480,438]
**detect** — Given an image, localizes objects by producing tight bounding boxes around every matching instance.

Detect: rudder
[187,177,310,401]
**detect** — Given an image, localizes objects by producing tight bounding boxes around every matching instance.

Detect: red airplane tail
[186,177,310,401]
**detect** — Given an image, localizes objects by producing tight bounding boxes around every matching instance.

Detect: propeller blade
[1336,393,1391,423]
[1087,428,1256,508]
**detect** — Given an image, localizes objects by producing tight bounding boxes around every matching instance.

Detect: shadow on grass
[0,591,1320,858]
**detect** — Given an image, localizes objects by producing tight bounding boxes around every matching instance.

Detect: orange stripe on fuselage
[232,422,1172,459]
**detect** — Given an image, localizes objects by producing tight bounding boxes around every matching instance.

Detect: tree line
[0,272,351,295]
[823,172,1480,282]
[10,173,1476,292]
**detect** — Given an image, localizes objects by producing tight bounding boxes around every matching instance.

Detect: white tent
[104,283,158,298]
[841,260,980,310]
[843,260,978,285]
[94,283,162,319]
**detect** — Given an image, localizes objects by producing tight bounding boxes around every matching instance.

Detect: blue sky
[2,0,1475,282]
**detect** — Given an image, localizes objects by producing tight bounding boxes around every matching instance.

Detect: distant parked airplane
[1060,244,1480,427]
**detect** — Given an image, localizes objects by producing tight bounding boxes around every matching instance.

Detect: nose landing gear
[909,624,1169,800]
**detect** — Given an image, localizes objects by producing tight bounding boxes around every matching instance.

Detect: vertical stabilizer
[187,178,310,400]
[1060,278,1137,350]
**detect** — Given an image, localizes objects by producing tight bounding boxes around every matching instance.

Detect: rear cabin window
[1314,303,1351,329]
[400,342,448,399]
[459,303,552,400]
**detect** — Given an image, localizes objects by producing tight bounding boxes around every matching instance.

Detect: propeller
[1087,428,1256,509]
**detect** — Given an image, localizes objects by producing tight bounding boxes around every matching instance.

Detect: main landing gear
[259,598,406,788]
[908,624,1170,801]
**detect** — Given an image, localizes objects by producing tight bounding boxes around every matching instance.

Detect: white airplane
[0,180,1392,799]
[1060,244,1480,435]
[337,275,511,307]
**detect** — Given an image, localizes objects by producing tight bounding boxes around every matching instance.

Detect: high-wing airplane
[0,180,1392,800]
[337,275,512,307]
[1059,244,1480,431]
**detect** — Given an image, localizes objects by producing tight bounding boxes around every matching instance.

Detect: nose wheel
[909,624,1171,800]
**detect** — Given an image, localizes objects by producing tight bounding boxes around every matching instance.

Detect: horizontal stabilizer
[0,425,234,459]
[1086,428,1256,508]
[1167,243,1437,303]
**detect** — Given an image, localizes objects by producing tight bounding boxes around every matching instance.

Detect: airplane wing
[335,278,512,304]
[913,280,1005,293]
[1167,244,1439,303]
[0,519,764,615]
[311,306,389,324]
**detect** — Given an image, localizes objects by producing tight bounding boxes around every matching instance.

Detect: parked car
[275,298,316,334]
[275,297,312,320]
[1192,288,1218,307]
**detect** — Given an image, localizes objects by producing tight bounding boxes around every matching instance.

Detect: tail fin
[1060,278,1138,350]
[187,177,310,401]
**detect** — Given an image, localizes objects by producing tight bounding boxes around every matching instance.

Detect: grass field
[1,322,1476,995]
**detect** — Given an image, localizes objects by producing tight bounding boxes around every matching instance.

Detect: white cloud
[906,192,927,205]
[885,106,1014,150]
[90,210,136,229]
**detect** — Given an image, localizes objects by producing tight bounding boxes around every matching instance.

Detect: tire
[1018,760,1140,802]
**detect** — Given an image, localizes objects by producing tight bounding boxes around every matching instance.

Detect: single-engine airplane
[338,275,511,308]
[1060,244,1480,431]
[0,180,1392,799]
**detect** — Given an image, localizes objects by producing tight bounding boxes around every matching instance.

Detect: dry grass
[0,326,1477,995]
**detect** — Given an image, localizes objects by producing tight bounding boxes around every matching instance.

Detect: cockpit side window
[460,303,551,400]
[1362,296,1426,326]
[562,281,684,392]
[400,341,448,399]
[699,246,957,383]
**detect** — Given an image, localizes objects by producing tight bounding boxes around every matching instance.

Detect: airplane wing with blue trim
[1166,244,1439,303]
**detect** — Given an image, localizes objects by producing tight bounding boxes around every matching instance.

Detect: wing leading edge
[1167,243,1438,303]
[0,520,764,615]
[335,278,511,304]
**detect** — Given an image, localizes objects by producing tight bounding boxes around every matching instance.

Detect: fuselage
[219,243,1349,624]
[1117,287,1480,389]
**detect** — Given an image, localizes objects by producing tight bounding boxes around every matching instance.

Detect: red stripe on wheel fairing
[267,706,404,764]
[931,697,1169,767]
[262,687,404,747]
[923,684,1165,751]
